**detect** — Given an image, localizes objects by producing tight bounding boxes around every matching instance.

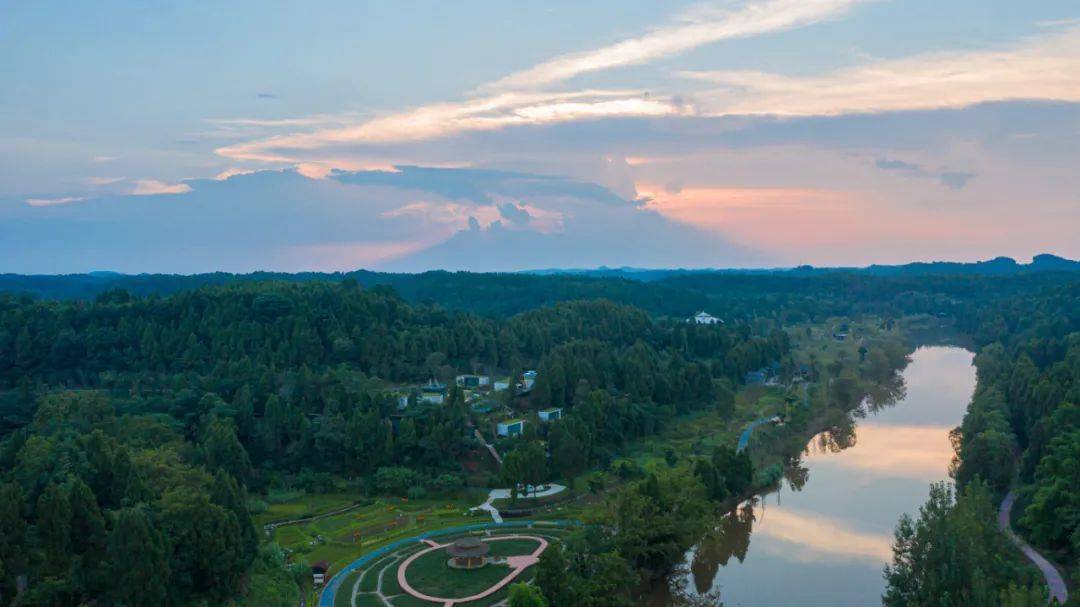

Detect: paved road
[999,491,1068,605]
[736,417,774,452]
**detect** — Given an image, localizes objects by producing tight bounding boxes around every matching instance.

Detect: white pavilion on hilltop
[690,311,722,325]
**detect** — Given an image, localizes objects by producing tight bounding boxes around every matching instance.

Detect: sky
[1,0,1078,273]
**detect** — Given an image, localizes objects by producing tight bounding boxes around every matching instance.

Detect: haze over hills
[1,254,1076,316]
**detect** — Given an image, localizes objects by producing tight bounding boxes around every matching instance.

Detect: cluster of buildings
[496,406,562,437]
[745,362,812,386]
[745,361,783,386]
[388,369,568,442]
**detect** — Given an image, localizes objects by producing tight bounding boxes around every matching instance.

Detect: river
[650,346,976,607]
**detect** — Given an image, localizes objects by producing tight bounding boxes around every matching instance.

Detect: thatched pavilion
[447,537,490,569]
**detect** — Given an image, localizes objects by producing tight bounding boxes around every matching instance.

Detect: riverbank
[647,345,977,606]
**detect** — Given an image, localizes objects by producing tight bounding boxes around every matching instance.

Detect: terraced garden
[267,496,487,572]
[324,523,575,607]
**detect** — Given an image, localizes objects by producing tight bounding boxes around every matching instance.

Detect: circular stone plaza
[321,523,574,607]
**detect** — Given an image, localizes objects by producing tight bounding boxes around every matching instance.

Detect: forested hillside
[0,281,786,605]
[0,271,709,317]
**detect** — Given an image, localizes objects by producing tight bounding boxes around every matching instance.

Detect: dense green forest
[0,280,786,604]
[0,267,1077,606]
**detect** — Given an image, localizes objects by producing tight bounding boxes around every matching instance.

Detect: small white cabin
[539,407,563,422]
[497,419,526,437]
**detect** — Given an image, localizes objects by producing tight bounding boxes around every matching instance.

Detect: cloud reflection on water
[752,507,894,564]
[808,423,956,482]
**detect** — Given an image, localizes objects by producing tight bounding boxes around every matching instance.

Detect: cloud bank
[0,167,761,274]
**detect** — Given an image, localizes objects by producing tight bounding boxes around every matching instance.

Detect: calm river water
[650,346,976,607]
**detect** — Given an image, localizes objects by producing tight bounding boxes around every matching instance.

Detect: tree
[714,379,735,418]
[536,531,635,607]
[375,466,417,496]
[0,483,27,601]
[1020,430,1080,552]
[202,417,253,485]
[712,446,753,496]
[604,467,710,576]
[35,482,71,573]
[108,506,170,606]
[884,482,1041,607]
[536,544,577,606]
[66,478,108,594]
[158,488,248,600]
[507,582,547,607]
[502,441,548,498]
[955,426,1016,494]
[549,421,587,480]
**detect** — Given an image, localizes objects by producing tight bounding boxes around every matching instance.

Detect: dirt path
[999,491,1068,605]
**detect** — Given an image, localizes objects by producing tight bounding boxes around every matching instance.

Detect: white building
[497,419,526,437]
[455,374,490,388]
[419,380,446,404]
[493,378,511,391]
[690,311,722,325]
[539,407,562,422]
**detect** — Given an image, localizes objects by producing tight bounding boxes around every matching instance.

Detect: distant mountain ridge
[524,254,1080,281]
[0,254,1075,311]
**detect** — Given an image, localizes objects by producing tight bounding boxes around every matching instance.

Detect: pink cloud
[635,182,1033,264]
[25,196,86,207]
[131,180,191,195]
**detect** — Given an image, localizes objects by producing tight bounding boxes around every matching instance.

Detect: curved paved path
[318,520,579,607]
[396,535,548,606]
[736,417,774,452]
[999,491,1068,605]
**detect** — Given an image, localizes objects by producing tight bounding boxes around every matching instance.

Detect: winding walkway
[318,520,580,607]
[999,491,1068,605]
[395,535,549,606]
[469,484,566,523]
[736,417,774,453]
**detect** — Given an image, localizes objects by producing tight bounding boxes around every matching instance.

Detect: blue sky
[1,1,1078,272]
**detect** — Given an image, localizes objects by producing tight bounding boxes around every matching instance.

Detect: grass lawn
[485,538,542,557]
[456,569,533,607]
[355,592,381,606]
[332,569,361,607]
[318,526,568,607]
[358,555,396,592]
[390,595,439,607]
[404,548,513,599]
